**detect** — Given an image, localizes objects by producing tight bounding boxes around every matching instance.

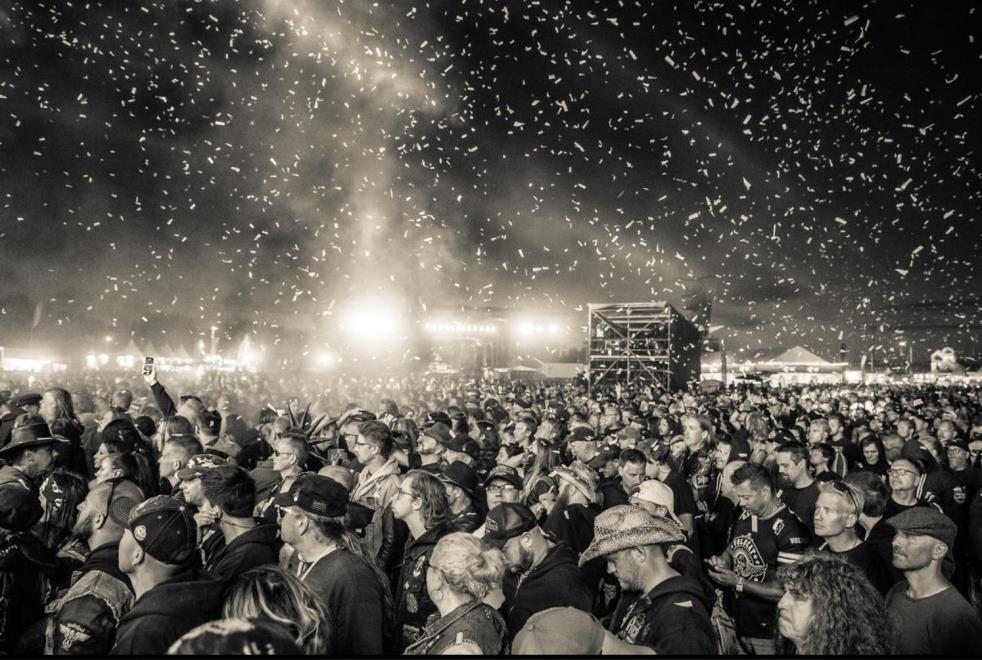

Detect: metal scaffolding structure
[587,302,702,392]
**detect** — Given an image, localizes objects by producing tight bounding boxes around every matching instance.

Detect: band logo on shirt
[730,536,767,582]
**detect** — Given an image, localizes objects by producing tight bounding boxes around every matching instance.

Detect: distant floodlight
[340,300,403,345]
[518,321,534,336]
[547,323,559,335]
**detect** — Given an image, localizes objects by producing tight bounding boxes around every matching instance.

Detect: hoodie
[502,540,593,638]
[610,575,716,655]
[110,568,224,655]
[204,522,282,583]
[902,440,957,516]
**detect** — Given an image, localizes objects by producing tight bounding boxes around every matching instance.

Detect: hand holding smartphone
[143,356,157,385]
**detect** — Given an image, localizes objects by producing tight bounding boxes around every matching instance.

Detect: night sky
[1,0,979,365]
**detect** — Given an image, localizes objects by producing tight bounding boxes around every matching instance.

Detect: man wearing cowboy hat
[629,481,716,611]
[579,505,716,655]
[0,414,67,652]
[0,414,68,493]
[438,461,483,533]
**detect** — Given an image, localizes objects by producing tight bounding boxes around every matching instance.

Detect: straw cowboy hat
[579,505,685,566]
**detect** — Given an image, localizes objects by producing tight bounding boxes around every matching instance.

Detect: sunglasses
[828,480,860,515]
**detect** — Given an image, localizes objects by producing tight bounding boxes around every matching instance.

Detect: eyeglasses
[887,468,918,478]
[275,505,300,524]
[395,487,417,500]
[828,480,860,515]
[273,449,296,457]
[103,478,118,522]
[487,484,518,495]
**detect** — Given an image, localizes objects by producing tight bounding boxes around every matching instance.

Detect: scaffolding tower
[587,302,701,392]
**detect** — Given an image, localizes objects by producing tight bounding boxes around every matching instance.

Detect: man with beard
[43,480,144,655]
[110,496,224,654]
[882,433,906,464]
[275,473,386,655]
[543,463,603,596]
[775,441,821,533]
[415,423,451,473]
[485,502,592,639]
[886,507,982,655]
[581,506,716,655]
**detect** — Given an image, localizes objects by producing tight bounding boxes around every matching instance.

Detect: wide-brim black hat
[439,460,479,497]
[0,420,66,455]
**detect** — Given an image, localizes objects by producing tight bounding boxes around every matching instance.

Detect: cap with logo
[484,464,522,490]
[483,502,538,548]
[110,495,197,565]
[272,473,348,518]
[176,453,228,482]
[568,427,597,443]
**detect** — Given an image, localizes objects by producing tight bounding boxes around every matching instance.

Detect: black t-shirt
[947,467,982,556]
[883,496,942,520]
[779,480,820,532]
[599,479,631,510]
[886,582,982,655]
[725,505,811,638]
[662,470,699,517]
[815,538,890,594]
[859,518,906,589]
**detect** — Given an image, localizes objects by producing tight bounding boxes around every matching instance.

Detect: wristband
[736,577,745,594]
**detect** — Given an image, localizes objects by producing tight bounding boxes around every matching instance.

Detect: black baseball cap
[484,502,538,548]
[110,495,197,565]
[272,473,348,518]
[484,465,522,490]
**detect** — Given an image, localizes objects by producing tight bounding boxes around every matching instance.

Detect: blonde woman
[223,565,332,654]
[404,532,509,655]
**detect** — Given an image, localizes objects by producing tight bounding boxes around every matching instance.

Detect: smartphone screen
[143,356,154,376]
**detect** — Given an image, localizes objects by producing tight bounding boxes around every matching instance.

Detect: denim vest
[404,601,508,655]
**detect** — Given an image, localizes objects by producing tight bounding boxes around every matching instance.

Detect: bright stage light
[547,323,559,335]
[316,351,337,368]
[84,354,98,369]
[517,321,535,336]
[340,300,404,346]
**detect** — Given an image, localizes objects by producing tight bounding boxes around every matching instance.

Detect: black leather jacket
[377,504,410,594]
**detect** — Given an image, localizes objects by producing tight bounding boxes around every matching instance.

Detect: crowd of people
[0,364,981,655]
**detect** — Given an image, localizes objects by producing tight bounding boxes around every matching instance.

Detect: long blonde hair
[223,565,332,654]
